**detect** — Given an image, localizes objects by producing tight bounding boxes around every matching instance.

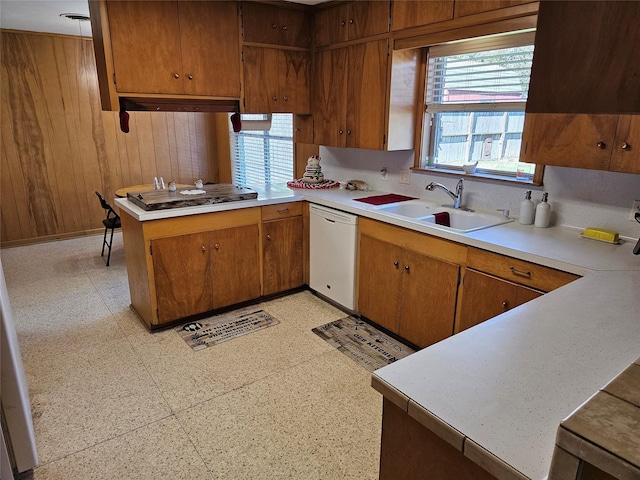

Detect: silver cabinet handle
[404,265,410,272]
[173,73,179,79]
[502,301,508,309]
[201,245,206,251]
[214,243,219,250]
[277,208,289,214]
[393,261,399,268]
[621,142,631,151]
[597,141,606,149]
[266,234,271,240]
[187,74,193,80]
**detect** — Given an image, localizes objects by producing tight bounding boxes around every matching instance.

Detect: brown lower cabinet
[379,398,497,480]
[357,220,463,349]
[152,232,214,324]
[456,268,542,333]
[262,216,304,296]
[152,225,260,324]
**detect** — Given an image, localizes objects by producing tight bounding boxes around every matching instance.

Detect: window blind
[229,114,293,187]
[426,32,534,110]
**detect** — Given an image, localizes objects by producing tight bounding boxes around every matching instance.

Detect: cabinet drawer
[467,248,579,292]
[261,202,303,221]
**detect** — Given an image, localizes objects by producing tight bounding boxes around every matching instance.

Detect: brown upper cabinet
[242,47,311,114]
[522,1,640,172]
[527,1,640,115]
[521,114,640,173]
[391,1,454,31]
[241,2,311,48]
[314,40,389,150]
[106,1,239,97]
[314,1,390,47]
[314,41,419,151]
[454,0,536,18]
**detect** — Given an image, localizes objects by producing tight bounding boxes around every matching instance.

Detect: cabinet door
[262,217,304,296]
[313,48,348,147]
[457,269,541,333]
[527,2,640,114]
[399,250,459,348]
[242,3,311,47]
[521,114,617,170]
[314,4,348,47]
[278,50,311,114]
[178,1,240,97]
[610,115,640,174]
[347,1,390,40]
[107,1,182,94]
[243,48,310,114]
[391,1,454,31]
[358,235,403,334]
[152,232,213,324]
[211,225,261,308]
[346,40,389,150]
[242,47,280,113]
[454,0,535,18]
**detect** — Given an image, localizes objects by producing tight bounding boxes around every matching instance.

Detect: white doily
[179,189,206,195]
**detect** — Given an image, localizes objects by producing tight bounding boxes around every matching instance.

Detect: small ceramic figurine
[302,155,324,183]
[168,181,176,192]
[195,179,204,189]
[159,177,166,189]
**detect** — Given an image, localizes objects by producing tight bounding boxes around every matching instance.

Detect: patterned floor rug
[176,307,279,351]
[312,317,416,372]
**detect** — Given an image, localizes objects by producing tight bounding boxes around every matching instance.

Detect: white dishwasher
[309,204,358,310]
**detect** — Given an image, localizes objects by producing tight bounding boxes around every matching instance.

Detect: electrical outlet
[400,169,411,184]
[630,200,640,221]
[381,167,388,181]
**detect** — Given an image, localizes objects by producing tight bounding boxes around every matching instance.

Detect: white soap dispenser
[534,192,550,228]
[518,190,535,225]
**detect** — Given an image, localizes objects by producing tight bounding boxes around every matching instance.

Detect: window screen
[229,114,294,187]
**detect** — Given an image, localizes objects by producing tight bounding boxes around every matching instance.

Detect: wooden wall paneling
[150,112,173,184]
[1,31,232,246]
[173,112,193,184]
[164,112,181,184]
[1,32,60,237]
[0,142,25,242]
[42,35,84,233]
[192,113,211,183]
[214,113,232,184]
[101,112,124,202]
[134,111,158,183]
[204,113,220,183]
[0,73,35,240]
[73,36,115,229]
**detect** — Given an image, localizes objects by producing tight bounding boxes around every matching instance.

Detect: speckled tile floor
[3,233,382,479]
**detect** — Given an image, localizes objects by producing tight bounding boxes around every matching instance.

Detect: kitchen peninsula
[116,185,640,479]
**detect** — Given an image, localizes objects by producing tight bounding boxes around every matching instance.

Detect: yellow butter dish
[580,227,620,244]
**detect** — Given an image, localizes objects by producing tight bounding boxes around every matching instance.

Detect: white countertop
[116,183,640,478]
[115,184,640,276]
[374,271,640,479]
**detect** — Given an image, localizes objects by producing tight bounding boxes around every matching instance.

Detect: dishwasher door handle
[324,218,336,223]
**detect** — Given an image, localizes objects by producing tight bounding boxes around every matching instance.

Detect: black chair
[95,191,121,266]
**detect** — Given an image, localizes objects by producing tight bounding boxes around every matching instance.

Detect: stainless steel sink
[373,201,513,233]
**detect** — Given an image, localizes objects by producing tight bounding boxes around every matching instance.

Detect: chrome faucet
[426,179,464,209]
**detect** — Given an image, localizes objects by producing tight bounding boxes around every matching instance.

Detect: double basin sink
[371,200,513,233]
